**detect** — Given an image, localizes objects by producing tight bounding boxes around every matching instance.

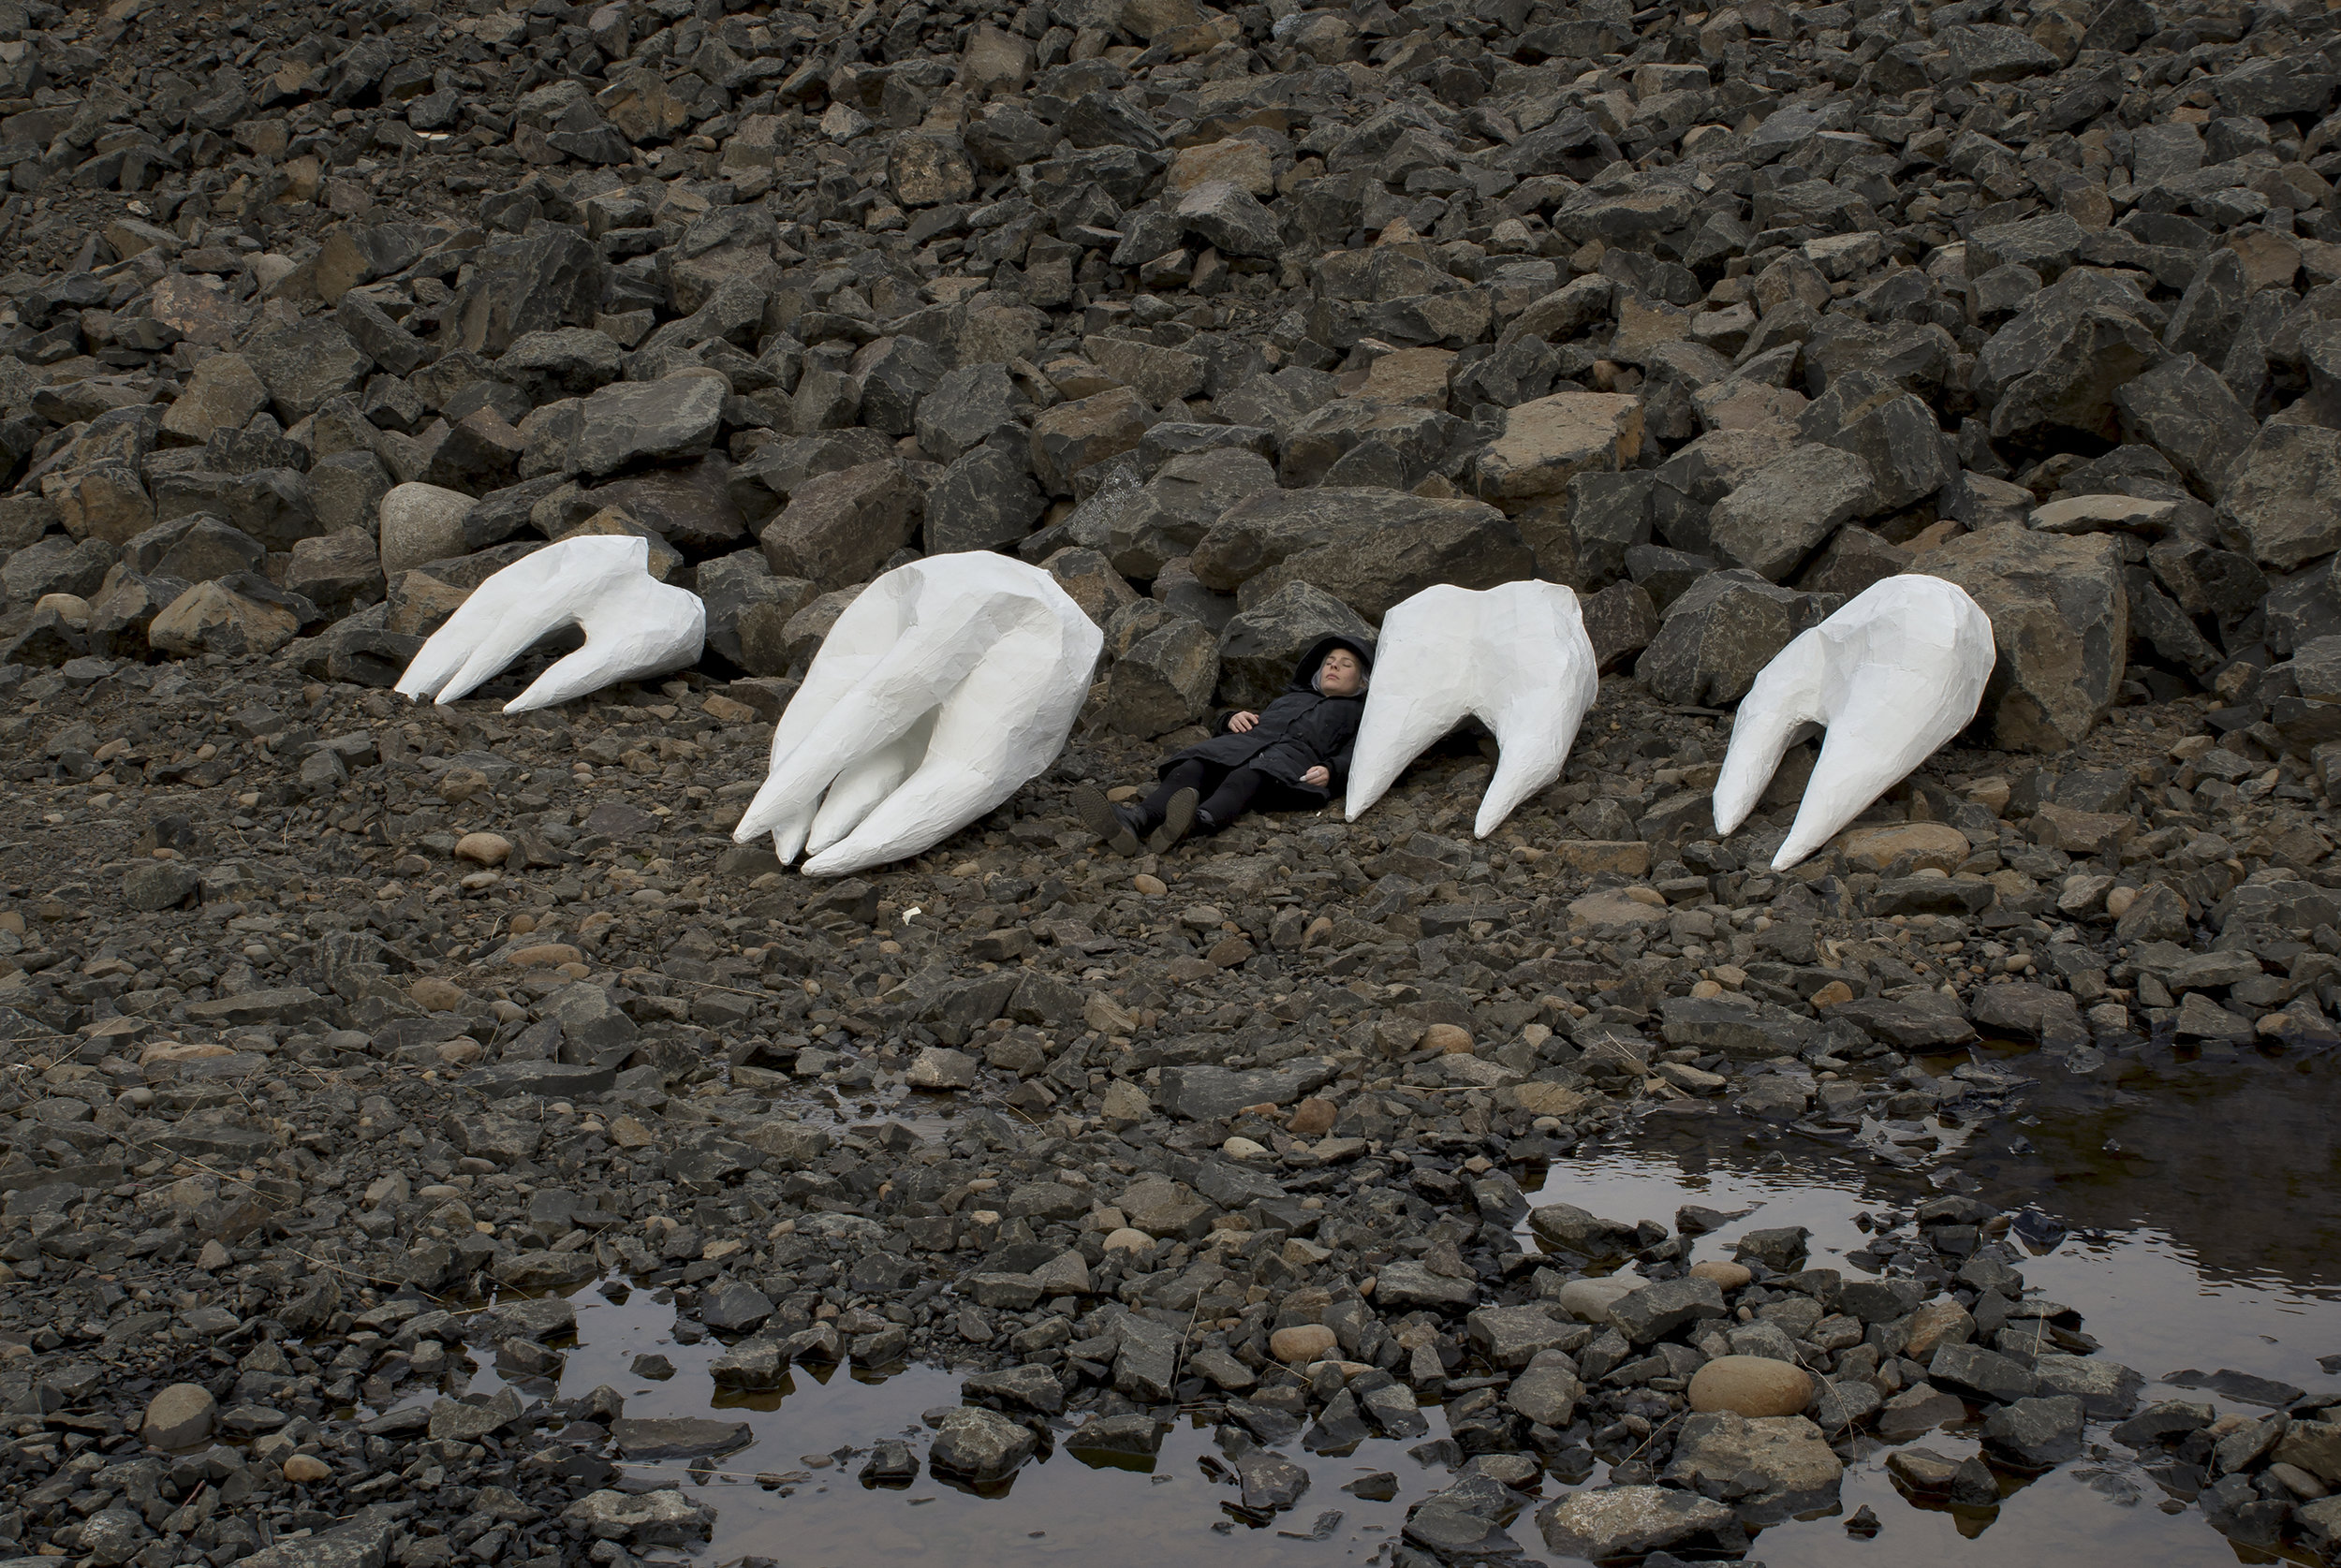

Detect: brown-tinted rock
[148,578,305,658]
[1918,529,2127,752]
[161,353,269,443]
[758,462,915,591]
[52,462,155,546]
[1473,391,1645,502]
[1192,488,1533,619]
[1031,388,1149,495]
[1688,1356,1815,1418]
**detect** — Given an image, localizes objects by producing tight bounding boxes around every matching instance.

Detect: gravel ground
[5,0,2341,1560]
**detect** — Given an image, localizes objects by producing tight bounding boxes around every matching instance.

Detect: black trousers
[1140,759,1296,832]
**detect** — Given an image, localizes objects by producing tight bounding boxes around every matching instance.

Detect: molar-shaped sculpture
[394,534,705,714]
[1345,579,1599,838]
[734,552,1103,877]
[1713,574,1995,871]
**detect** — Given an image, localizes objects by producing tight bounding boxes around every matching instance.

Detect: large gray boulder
[149,469,318,551]
[917,362,1028,462]
[1703,445,1876,582]
[1637,569,1813,707]
[758,462,916,591]
[923,443,1046,555]
[1191,488,1533,619]
[1215,580,1375,709]
[1538,1486,1735,1562]
[2113,354,2257,496]
[1096,616,1218,736]
[568,373,726,477]
[927,1407,1039,1483]
[698,550,816,675]
[1106,447,1277,581]
[2217,420,2341,570]
[245,318,373,422]
[3,535,117,603]
[1919,529,2127,752]
[1800,374,1954,512]
[1662,1413,1846,1523]
[1976,270,2159,443]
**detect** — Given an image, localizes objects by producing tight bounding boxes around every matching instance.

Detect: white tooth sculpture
[1346,579,1599,839]
[1713,573,1995,872]
[394,534,706,714]
[734,552,1102,877]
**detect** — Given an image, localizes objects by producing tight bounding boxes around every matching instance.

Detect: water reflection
[433,1049,2341,1567]
[1963,1048,2341,1296]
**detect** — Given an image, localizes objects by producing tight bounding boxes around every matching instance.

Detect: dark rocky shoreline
[5,0,2341,1558]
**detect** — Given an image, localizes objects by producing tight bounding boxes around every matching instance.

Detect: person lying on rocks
[1075,636,1373,855]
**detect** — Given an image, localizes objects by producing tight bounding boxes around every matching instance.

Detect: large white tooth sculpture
[734,552,1103,877]
[394,535,706,714]
[1346,579,1599,839]
[1713,574,1995,872]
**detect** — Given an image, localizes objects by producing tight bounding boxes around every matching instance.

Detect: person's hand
[1302,765,1330,786]
[1229,711,1259,733]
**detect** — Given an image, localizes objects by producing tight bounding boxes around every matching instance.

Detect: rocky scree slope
[0,0,2338,1560]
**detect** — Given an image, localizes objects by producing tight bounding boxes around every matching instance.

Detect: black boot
[1072,784,1141,857]
[1148,787,1199,854]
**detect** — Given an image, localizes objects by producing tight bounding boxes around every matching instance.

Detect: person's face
[1318,648,1363,696]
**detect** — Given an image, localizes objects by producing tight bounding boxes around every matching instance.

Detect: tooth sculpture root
[1713,574,1995,872]
[1346,580,1599,839]
[733,552,1103,877]
[394,534,706,714]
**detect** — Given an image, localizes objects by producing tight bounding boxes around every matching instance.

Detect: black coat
[1157,635,1373,802]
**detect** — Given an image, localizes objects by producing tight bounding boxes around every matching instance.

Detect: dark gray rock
[698,550,815,675]
[568,375,725,477]
[1977,270,2160,443]
[1178,180,1281,258]
[1105,447,1277,582]
[1703,445,1876,582]
[2113,353,2256,496]
[1609,1276,1727,1343]
[1981,1395,2086,1470]
[246,319,374,422]
[698,1280,774,1333]
[759,461,916,591]
[1192,488,1532,620]
[851,335,949,437]
[2218,421,2341,571]
[149,470,318,551]
[611,1417,755,1459]
[1930,1341,2041,1404]
[1802,377,1955,513]
[450,227,608,356]
[924,443,1046,554]
[1637,569,1810,707]
[123,861,201,912]
[1214,580,1375,709]
[917,362,1028,462]
[963,1362,1067,1415]
[1235,1446,1311,1510]
[1156,1059,1337,1120]
[1564,470,1655,586]
[1538,1486,1734,1561]
[1968,982,2089,1049]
